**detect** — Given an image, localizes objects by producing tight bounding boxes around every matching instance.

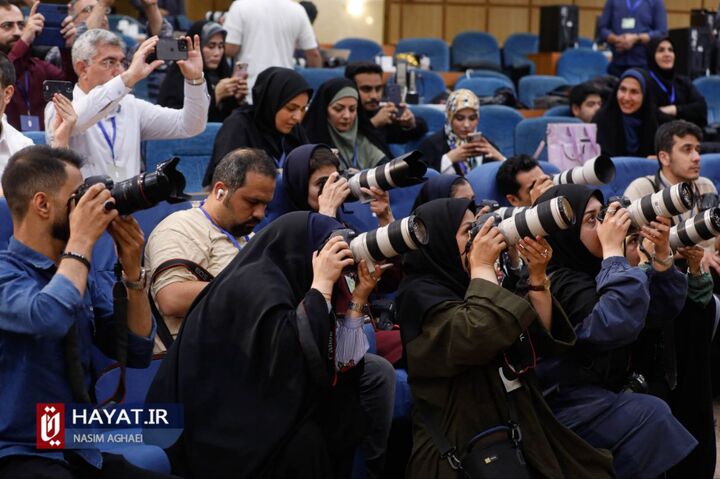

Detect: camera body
[596,195,632,224]
[620,372,648,394]
[71,157,190,216]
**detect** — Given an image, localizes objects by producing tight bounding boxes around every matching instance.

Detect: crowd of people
[1,0,720,478]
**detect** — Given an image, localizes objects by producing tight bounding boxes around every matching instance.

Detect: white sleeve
[60,76,131,136]
[440,154,455,175]
[224,2,244,46]
[137,82,210,141]
[296,8,318,50]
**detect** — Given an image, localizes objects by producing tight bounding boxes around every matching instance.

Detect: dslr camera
[70,157,190,215]
[597,183,695,229]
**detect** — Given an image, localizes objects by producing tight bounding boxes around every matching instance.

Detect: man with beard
[0,0,76,131]
[144,147,276,352]
[0,145,163,478]
[345,62,427,148]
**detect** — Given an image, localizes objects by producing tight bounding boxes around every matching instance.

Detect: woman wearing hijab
[158,21,247,122]
[395,198,615,478]
[534,184,695,479]
[418,89,505,175]
[411,174,474,209]
[594,68,659,157]
[146,211,379,478]
[203,67,312,186]
[646,36,707,128]
[302,78,391,171]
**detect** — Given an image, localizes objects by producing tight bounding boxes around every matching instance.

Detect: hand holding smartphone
[233,63,249,79]
[467,132,484,143]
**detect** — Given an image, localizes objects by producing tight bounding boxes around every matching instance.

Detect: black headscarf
[647,35,675,84]
[538,184,604,322]
[412,174,465,210]
[146,211,352,478]
[593,68,658,157]
[302,77,392,169]
[281,143,334,212]
[396,198,475,344]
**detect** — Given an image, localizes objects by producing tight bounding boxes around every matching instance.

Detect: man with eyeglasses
[0,0,76,132]
[345,61,427,149]
[44,28,209,181]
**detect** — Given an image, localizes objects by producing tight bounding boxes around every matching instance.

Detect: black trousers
[0,452,182,479]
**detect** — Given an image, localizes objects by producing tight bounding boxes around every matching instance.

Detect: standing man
[223,0,322,95]
[44,29,209,180]
[599,0,667,76]
[345,62,427,149]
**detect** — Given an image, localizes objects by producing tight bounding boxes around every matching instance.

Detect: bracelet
[186,72,205,86]
[122,267,148,290]
[347,301,367,313]
[60,251,91,270]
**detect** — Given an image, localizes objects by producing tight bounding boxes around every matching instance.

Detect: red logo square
[36,403,64,449]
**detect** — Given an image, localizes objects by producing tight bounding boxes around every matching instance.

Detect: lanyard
[648,71,676,104]
[352,143,358,169]
[97,117,117,161]
[17,72,30,114]
[277,151,287,168]
[199,201,249,250]
[625,0,642,12]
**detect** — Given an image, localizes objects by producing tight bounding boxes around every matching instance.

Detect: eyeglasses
[89,57,129,70]
[0,21,24,31]
[77,5,111,15]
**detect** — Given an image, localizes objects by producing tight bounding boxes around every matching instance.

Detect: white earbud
[216,188,225,200]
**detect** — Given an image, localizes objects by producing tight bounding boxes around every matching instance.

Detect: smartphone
[42,80,73,102]
[467,132,484,143]
[156,38,189,61]
[395,59,408,88]
[384,84,405,117]
[233,62,248,79]
[34,4,68,47]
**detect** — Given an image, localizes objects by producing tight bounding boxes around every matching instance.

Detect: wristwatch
[186,72,205,86]
[527,277,550,292]
[652,251,674,267]
[122,267,148,290]
[347,301,367,313]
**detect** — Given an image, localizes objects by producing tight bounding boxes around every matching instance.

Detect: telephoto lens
[349,215,429,267]
[552,155,616,186]
[669,207,720,249]
[626,182,694,228]
[346,150,427,203]
[470,196,575,246]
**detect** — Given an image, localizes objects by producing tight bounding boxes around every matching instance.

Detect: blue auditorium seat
[390,169,440,218]
[502,33,538,73]
[596,156,658,200]
[478,105,524,158]
[450,31,501,70]
[577,36,594,49]
[408,105,446,135]
[333,38,383,63]
[143,122,222,194]
[455,77,515,98]
[339,200,379,233]
[0,197,11,249]
[701,154,720,192]
[395,38,450,71]
[514,116,582,163]
[466,160,559,205]
[24,131,46,145]
[296,67,345,94]
[556,48,609,85]
[694,76,720,124]
[543,105,573,117]
[518,75,569,109]
[463,69,514,84]
[387,70,447,104]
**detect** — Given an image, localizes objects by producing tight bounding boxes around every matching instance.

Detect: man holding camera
[624,120,720,274]
[345,62,427,149]
[44,29,209,180]
[0,0,76,132]
[496,154,555,207]
[0,146,170,478]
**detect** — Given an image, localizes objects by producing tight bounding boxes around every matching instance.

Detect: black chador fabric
[203,67,312,186]
[396,198,475,344]
[146,212,365,479]
[281,143,333,212]
[593,68,658,157]
[411,174,464,210]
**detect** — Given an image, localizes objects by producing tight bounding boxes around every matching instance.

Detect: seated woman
[412,174,475,209]
[158,21,247,122]
[535,184,696,479]
[302,78,392,171]
[203,66,312,186]
[594,69,659,157]
[147,212,378,478]
[646,36,707,128]
[418,89,505,175]
[395,198,615,478]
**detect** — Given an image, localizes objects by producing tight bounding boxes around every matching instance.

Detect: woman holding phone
[158,20,247,121]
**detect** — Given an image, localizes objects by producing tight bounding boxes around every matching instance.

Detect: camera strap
[99,262,129,407]
[148,259,215,350]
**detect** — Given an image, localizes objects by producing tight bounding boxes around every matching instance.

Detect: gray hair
[72,29,126,65]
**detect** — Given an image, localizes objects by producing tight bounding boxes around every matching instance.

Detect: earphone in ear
[216,189,225,200]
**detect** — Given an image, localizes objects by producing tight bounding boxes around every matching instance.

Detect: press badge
[108,163,124,181]
[20,115,39,132]
[621,17,636,29]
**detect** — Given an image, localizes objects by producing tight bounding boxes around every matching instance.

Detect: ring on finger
[541,249,548,257]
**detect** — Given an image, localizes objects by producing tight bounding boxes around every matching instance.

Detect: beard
[51,214,71,243]
[227,220,257,238]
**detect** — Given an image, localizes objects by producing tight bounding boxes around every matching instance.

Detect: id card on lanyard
[18,72,39,132]
[97,117,122,180]
[199,201,251,249]
[621,0,642,30]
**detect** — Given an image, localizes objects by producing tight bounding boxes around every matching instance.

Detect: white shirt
[0,115,33,179]
[43,75,210,180]
[224,0,317,92]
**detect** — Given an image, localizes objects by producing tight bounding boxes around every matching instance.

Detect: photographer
[147,212,373,478]
[411,173,475,209]
[496,155,554,207]
[0,146,164,478]
[395,198,615,478]
[535,184,694,479]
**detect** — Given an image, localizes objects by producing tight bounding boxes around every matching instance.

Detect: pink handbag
[546,123,601,170]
